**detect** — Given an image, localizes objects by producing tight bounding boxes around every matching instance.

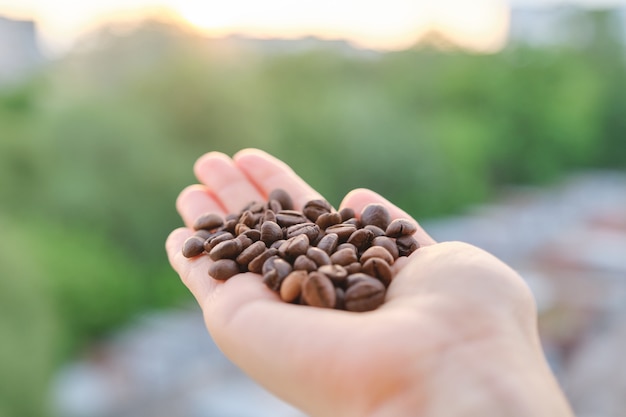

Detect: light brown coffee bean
[248,248,279,274]
[280,270,307,302]
[260,221,283,245]
[345,278,386,312]
[236,240,266,265]
[315,212,342,230]
[330,247,358,266]
[303,199,332,222]
[385,219,418,238]
[360,246,394,265]
[193,213,224,231]
[347,228,375,251]
[316,233,339,254]
[325,223,357,242]
[372,236,399,259]
[276,210,308,227]
[318,264,348,285]
[361,258,393,287]
[339,207,355,222]
[209,238,243,261]
[293,255,317,272]
[302,272,336,308]
[268,189,293,211]
[182,236,205,258]
[208,259,240,280]
[306,247,331,267]
[396,235,420,257]
[360,204,391,230]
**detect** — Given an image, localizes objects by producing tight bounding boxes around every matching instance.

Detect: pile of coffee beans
[181,189,419,312]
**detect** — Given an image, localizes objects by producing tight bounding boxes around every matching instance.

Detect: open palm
[166,149,572,417]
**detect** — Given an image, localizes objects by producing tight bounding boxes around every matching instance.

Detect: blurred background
[1,0,625,416]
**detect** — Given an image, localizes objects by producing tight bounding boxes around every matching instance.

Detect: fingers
[340,188,436,247]
[233,149,324,210]
[176,185,227,228]
[194,152,265,213]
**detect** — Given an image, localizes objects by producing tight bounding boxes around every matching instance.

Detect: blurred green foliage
[0,8,624,417]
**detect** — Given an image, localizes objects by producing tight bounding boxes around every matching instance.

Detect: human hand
[166,149,573,417]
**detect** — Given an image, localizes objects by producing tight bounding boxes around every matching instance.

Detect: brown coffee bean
[208,259,240,280]
[343,218,361,227]
[225,213,239,222]
[330,248,358,266]
[276,210,308,227]
[302,272,336,308]
[346,273,380,288]
[270,239,286,250]
[242,201,265,213]
[241,229,261,242]
[318,264,348,285]
[182,236,205,258]
[335,287,346,310]
[360,204,391,230]
[286,222,320,241]
[236,234,253,250]
[306,247,331,267]
[315,212,342,230]
[364,225,386,237]
[280,270,307,302]
[263,259,292,291]
[222,218,238,233]
[193,213,224,231]
[283,235,310,259]
[325,223,357,242]
[235,223,250,236]
[385,219,418,238]
[316,233,339,254]
[372,236,400,259]
[339,207,355,222]
[262,255,281,275]
[236,241,267,265]
[347,228,375,251]
[193,229,213,240]
[239,210,258,228]
[268,189,293,211]
[293,254,318,272]
[345,262,362,275]
[267,199,282,213]
[360,246,394,265]
[261,221,283,245]
[205,232,235,251]
[209,238,243,261]
[361,258,393,287]
[303,199,332,222]
[345,278,386,312]
[262,210,276,223]
[248,248,279,274]
[336,243,358,254]
[396,235,420,256]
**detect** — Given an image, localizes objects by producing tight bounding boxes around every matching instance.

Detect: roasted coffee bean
[372,236,400,259]
[222,218,238,233]
[339,207,355,222]
[262,210,276,223]
[239,210,258,228]
[335,287,346,310]
[345,262,363,275]
[364,225,386,237]
[205,232,235,251]
[303,199,332,222]
[360,246,395,265]
[347,228,375,251]
[345,273,380,288]
[315,212,342,230]
[276,210,308,227]
[248,248,279,274]
[248,201,266,213]
[286,222,320,241]
[182,236,205,258]
[261,221,283,245]
[263,259,292,291]
[267,199,282,213]
[325,223,357,242]
[236,234,253,250]
[283,235,310,259]
[235,223,251,236]
[262,255,281,275]
[270,239,286,250]
[343,218,361,227]
[241,229,261,242]
[280,270,307,302]
[336,243,358,255]
[316,233,339,254]
[225,213,239,222]
[268,188,293,211]
[193,213,224,231]
[302,272,336,308]
[345,278,386,312]
[193,229,213,240]
[330,247,358,266]
[318,264,348,285]
[385,219,418,238]
[236,241,266,265]
[306,247,331,267]
[396,235,419,257]
[293,254,317,272]
[360,204,391,230]
[361,258,393,287]
[209,238,243,261]
[208,259,240,280]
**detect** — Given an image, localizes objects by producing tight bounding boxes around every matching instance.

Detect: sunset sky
[0,0,618,55]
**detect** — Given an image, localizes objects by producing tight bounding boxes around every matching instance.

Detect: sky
[0,0,623,55]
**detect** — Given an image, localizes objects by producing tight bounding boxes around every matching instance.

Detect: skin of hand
[165,149,574,417]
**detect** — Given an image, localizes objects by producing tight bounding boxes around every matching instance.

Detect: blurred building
[0,16,44,85]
